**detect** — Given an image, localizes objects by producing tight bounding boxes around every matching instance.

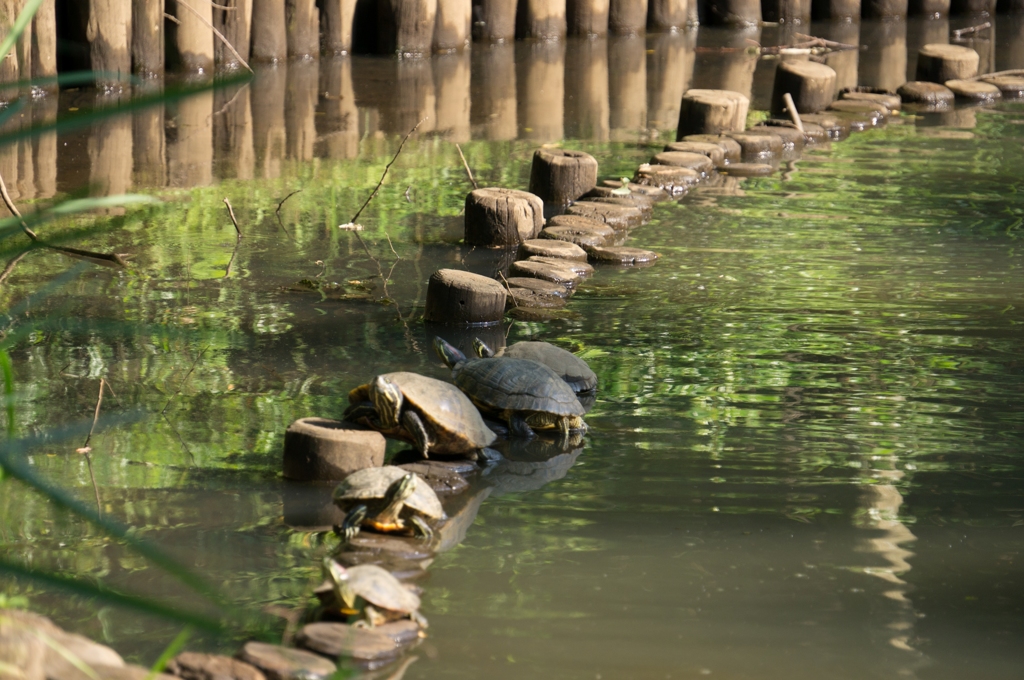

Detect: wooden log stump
[916,43,979,82]
[770,60,837,117]
[425,269,508,324]
[648,0,689,30]
[252,0,288,61]
[587,245,658,265]
[519,238,589,261]
[676,89,749,138]
[841,90,902,112]
[632,163,699,195]
[609,0,648,34]
[863,0,908,16]
[721,162,775,177]
[541,220,617,248]
[465,187,545,247]
[811,0,861,19]
[473,0,518,42]
[324,0,358,54]
[286,0,320,58]
[527,255,594,276]
[664,141,726,167]
[380,0,438,56]
[237,643,336,680]
[982,76,1024,98]
[33,0,58,88]
[681,134,743,162]
[763,0,812,23]
[945,79,1001,102]
[518,0,568,40]
[568,0,610,35]
[528,148,599,207]
[436,0,472,51]
[504,276,572,298]
[704,0,761,25]
[214,0,252,67]
[726,130,784,160]
[282,419,385,482]
[650,150,714,177]
[510,260,582,288]
[897,80,955,106]
[89,0,132,92]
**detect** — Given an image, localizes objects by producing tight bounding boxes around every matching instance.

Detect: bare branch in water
[275,190,301,240]
[76,378,107,516]
[223,198,242,239]
[952,22,991,40]
[173,0,254,73]
[0,251,29,286]
[161,347,208,415]
[348,118,425,226]
[456,143,479,190]
[498,271,518,308]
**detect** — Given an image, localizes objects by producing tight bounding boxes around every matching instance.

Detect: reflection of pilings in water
[646,29,695,133]
[434,51,472,142]
[906,17,949,82]
[319,57,361,159]
[692,26,761,104]
[564,38,610,141]
[214,84,255,180]
[169,90,214,188]
[33,97,58,199]
[609,35,647,139]
[856,467,924,667]
[287,60,320,162]
[859,19,908,93]
[517,40,566,142]
[822,20,860,94]
[252,66,287,179]
[957,24,996,76]
[470,43,518,140]
[386,59,437,135]
[90,106,134,200]
[133,87,167,187]
[996,13,1024,71]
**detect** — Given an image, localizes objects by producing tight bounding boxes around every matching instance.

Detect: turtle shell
[452,357,585,419]
[501,342,597,393]
[333,466,445,520]
[348,372,496,455]
[346,564,421,614]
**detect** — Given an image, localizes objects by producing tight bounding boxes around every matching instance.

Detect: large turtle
[322,558,428,629]
[344,371,496,459]
[473,339,598,394]
[434,337,587,439]
[333,467,445,539]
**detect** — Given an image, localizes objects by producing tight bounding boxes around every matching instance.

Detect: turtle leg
[409,515,434,542]
[401,409,432,459]
[344,402,383,429]
[410,610,429,629]
[335,505,367,543]
[371,474,416,531]
[508,413,536,439]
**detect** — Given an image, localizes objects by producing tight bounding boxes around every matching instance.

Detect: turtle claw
[336,505,368,543]
[409,515,434,542]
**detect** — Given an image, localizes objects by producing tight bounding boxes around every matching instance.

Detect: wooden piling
[771,60,837,116]
[0,2,18,102]
[609,0,647,34]
[677,89,749,138]
[131,0,164,77]
[821,21,859,93]
[703,0,761,26]
[175,0,215,73]
[252,0,288,62]
[286,0,320,58]
[529,149,599,206]
[320,58,360,158]
[863,0,908,18]
[648,0,690,30]
[32,0,58,89]
[286,60,319,161]
[764,0,812,23]
[995,12,1024,72]
[908,0,949,15]
[434,52,472,141]
[425,269,510,325]
[214,0,252,66]
[88,0,133,91]
[811,0,860,19]
[647,30,695,132]
[517,40,566,141]
[568,0,610,36]
[323,0,358,54]
[283,419,386,482]
[465,188,545,246]
[473,0,518,42]
[609,35,646,138]
[436,0,472,51]
[564,38,610,140]
[471,44,518,139]
[859,18,907,92]
[916,43,979,81]
[517,0,568,40]
[380,0,438,56]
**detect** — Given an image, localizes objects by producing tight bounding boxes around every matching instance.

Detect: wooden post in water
[564,38,609,140]
[286,60,319,160]
[517,40,565,141]
[811,0,860,19]
[821,20,859,92]
[321,57,360,157]
[907,16,948,80]
[862,0,908,18]
[88,0,133,91]
[908,0,949,16]
[703,0,761,26]
[323,0,358,54]
[567,0,610,36]
[764,0,812,23]
[252,0,289,61]
[287,0,320,58]
[609,0,647,33]
[0,1,19,103]
[648,0,690,30]
[132,0,164,77]
[647,30,695,132]
[436,0,472,50]
[995,12,1024,72]
[380,0,438,56]
[471,43,518,139]
[32,0,58,90]
[133,85,167,186]
[517,0,567,40]
[859,18,907,91]
[175,0,215,73]
[950,0,995,12]
[214,0,252,67]
[435,52,472,140]
[33,97,58,198]
[473,0,518,42]
[609,35,646,138]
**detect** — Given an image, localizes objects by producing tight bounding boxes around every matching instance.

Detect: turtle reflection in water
[322,558,428,629]
[434,337,587,440]
[333,467,445,541]
[345,372,496,459]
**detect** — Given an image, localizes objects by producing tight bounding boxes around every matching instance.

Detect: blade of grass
[0,0,44,64]
[0,560,226,634]
[145,627,193,680]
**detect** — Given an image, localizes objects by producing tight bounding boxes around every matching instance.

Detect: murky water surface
[2,17,1024,680]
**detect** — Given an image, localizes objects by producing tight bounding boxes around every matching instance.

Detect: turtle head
[473,337,495,359]
[370,375,402,429]
[322,558,357,610]
[433,337,467,369]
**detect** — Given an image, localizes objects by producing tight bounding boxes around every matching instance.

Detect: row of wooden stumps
[422,40,1023,327]
[705,0,1020,25]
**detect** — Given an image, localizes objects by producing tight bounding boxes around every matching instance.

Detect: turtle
[433,337,587,439]
[333,467,445,540]
[322,558,428,629]
[473,339,598,395]
[344,371,497,459]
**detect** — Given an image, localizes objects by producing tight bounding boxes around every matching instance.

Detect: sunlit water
[1,17,1024,680]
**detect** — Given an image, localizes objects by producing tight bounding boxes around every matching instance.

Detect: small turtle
[473,339,598,394]
[333,467,445,539]
[322,558,428,629]
[434,337,587,439]
[345,372,496,459]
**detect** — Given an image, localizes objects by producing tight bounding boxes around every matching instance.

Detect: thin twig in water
[163,411,196,466]
[173,0,254,73]
[347,118,425,227]
[223,198,242,239]
[783,93,805,134]
[498,271,518,308]
[164,12,180,24]
[275,190,301,240]
[0,251,29,286]
[161,347,208,415]
[76,378,106,516]
[214,84,247,117]
[953,22,991,39]
[0,169,37,240]
[455,143,479,190]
